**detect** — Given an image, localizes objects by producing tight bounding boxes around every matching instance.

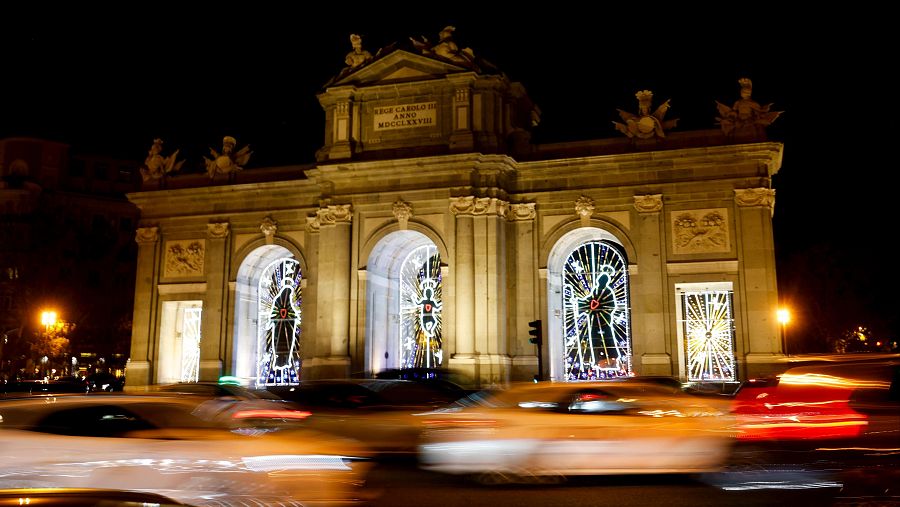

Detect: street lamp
[40,310,58,330]
[777,308,791,356]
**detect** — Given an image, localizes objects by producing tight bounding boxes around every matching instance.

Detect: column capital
[634,194,663,214]
[508,202,536,221]
[734,188,776,215]
[207,222,229,239]
[135,226,159,244]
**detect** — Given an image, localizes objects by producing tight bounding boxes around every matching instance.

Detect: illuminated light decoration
[180,307,201,382]
[681,290,736,382]
[399,245,442,368]
[257,258,302,387]
[562,240,632,380]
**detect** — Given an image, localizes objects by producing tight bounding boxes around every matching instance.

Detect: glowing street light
[777,308,791,356]
[40,310,58,330]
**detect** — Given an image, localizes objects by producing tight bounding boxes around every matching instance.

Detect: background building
[125,39,784,389]
[0,137,139,381]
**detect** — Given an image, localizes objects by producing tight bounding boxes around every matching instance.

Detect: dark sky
[3,5,895,347]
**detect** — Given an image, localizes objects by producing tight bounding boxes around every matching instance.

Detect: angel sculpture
[614,90,678,139]
[716,78,782,138]
[204,136,252,178]
[410,26,476,67]
[140,138,185,181]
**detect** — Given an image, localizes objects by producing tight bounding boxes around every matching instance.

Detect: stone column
[734,189,781,376]
[508,203,538,381]
[200,222,230,381]
[631,195,671,375]
[311,204,353,378]
[450,197,476,362]
[127,226,160,389]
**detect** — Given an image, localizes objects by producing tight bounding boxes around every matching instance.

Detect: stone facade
[126,46,784,389]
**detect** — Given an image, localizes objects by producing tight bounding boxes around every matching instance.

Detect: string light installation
[562,241,632,380]
[681,290,736,382]
[257,258,302,386]
[399,244,442,368]
[180,307,201,382]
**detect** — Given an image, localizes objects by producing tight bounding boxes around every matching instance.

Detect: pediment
[330,50,469,86]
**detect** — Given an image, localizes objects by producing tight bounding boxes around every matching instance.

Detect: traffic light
[528,319,542,345]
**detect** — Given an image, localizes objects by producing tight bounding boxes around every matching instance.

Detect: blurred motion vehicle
[268,379,464,456]
[0,394,373,506]
[0,379,89,398]
[151,381,311,432]
[0,488,189,506]
[417,380,735,482]
[726,355,900,495]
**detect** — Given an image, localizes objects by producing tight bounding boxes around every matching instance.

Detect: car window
[34,405,157,437]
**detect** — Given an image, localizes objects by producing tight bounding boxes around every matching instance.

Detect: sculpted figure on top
[613,90,679,139]
[410,26,477,68]
[716,78,782,138]
[204,136,252,178]
[140,138,185,181]
[345,34,373,69]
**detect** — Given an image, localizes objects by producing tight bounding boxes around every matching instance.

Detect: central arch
[365,230,443,373]
[547,227,633,381]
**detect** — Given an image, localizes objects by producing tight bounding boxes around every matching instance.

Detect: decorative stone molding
[305,215,321,233]
[671,208,730,254]
[734,188,776,215]
[135,226,159,244]
[450,196,508,217]
[163,240,205,277]
[316,204,353,226]
[207,222,229,239]
[449,196,475,215]
[455,88,469,102]
[633,194,663,213]
[508,203,536,221]
[575,195,595,225]
[260,216,277,244]
[392,200,413,229]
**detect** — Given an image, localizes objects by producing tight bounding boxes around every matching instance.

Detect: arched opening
[365,230,443,373]
[548,228,632,381]
[233,245,301,387]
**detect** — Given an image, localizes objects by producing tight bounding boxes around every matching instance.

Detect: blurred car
[150,381,311,432]
[0,488,189,506]
[0,394,373,506]
[726,355,900,495]
[417,380,735,482]
[0,379,89,398]
[268,379,464,456]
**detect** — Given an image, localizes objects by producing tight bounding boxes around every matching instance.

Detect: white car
[418,381,735,483]
[0,394,373,506]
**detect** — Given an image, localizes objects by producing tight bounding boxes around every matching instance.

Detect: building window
[69,159,85,178]
[562,240,632,380]
[399,244,442,369]
[676,284,737,382]
[93,162,109,180]
[257,258,302,386]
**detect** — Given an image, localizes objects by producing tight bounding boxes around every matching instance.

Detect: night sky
[3,5,895,349]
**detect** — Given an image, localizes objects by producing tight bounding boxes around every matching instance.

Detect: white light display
[399,245,442,368]
[682,290,736,382]
[180,307,201,382]
[257,258,302,386]
[562,241,632,380]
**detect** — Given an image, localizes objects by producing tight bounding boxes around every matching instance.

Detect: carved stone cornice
[393,200,413,229]
[634,194,663,214]
[207,222,229,239]
[508,203,536,222]
[734,188,776,214]
[260,216,277,244]
[316,204,353,226]
[135,226,159,244]
[575,196,595,220]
